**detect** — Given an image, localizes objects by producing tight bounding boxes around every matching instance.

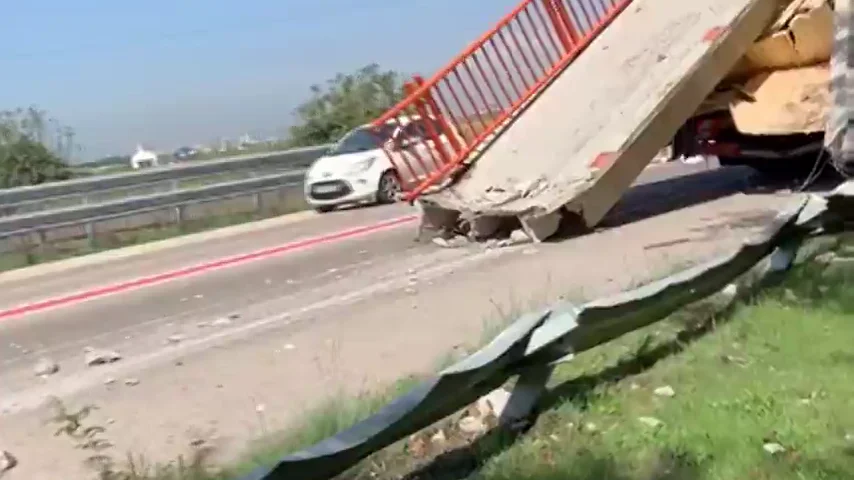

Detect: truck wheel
[314,206,335,213]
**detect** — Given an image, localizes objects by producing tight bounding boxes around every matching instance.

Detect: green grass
[318,257,854,480]
[57,250,854,479]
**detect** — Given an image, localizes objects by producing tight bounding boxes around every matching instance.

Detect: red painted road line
[0,215,418,321]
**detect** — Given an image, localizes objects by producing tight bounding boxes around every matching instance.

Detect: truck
[370,0,849,242]
[674,0,834,178]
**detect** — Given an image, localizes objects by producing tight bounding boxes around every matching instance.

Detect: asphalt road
[1,160,805,480]
[0,160,754,409]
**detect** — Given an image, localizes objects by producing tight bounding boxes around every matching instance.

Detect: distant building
[130,145,159,169]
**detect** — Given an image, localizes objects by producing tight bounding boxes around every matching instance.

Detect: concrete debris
[104,378,116,385]
[84,347,122,366]
[638,416,664,428]
[0,450,17,475]
[476,388,511,419]
[197,321,210,328]
[407,433,428,457]
[227,313,241,320]
[211,318,233,327]
[653,386,675,398]
[762,442,785,455]
[124,378,140,386]
[283,343,296,351]
[458,416,487,434]
[430,429,447,445]
[166,335,185,344]
[432,235,468,248]
[33,357,59,377]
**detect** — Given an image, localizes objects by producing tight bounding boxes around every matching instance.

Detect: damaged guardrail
[240,180,854,480]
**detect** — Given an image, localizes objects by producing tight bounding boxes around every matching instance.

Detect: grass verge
[57,254,854,479]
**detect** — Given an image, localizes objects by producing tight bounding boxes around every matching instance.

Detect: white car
[303,116,462,213]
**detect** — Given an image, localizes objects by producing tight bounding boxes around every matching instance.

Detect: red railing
[372,0,634,201]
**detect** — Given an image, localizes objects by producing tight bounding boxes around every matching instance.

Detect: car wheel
[314,205,335,213]
[376,171,401,204]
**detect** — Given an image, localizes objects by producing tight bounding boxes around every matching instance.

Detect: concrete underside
[419,0,779,241]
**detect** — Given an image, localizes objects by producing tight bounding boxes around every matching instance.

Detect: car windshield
[327,125,394,156]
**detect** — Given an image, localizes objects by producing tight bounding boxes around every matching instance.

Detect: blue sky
[1,0,521,161]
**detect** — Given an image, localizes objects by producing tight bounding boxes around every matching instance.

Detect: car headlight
[347,157,376,175]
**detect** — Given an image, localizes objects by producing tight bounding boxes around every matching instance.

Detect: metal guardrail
[0,169,310,251]
[0,145,329,215]
[239,183,849,480]
[372,0,631,200]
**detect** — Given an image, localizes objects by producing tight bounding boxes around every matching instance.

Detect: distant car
[303,116,462,213]
[173,147,199,160]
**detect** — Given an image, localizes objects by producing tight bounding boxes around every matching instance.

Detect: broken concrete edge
[416,199,563,244]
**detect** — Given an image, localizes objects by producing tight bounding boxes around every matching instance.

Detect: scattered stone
[283,343,296,351]
[407,433,428,457]
[430,429,447,445]
[227,313,241,320]
[327,268,338,274]
[432,237,451,248]
[107,418,116,425]
[783,289,798,302]
[639,416,664,428]
[721,354,749,366]
[404,287,417,295]
[432,235,468,248]
[166,334,185,344]
[84,347,122,366]
[104,377,116,385]
[653,386,675,398]
[124,378,140,386]
[211,318,233,327]
[476,388,511,419]
[0,450,17,475]
[458,416,486,434]
[33,357,59,377]
[197,321,210,328]
[763,442,785,455]
[189,437,206,448]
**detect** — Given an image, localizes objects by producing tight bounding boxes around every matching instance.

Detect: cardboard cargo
[699,0,833,135]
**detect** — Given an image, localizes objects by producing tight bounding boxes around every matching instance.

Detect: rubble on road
[33,358,59,377]
[83,347,122,366]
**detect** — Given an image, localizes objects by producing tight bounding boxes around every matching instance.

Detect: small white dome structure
[130,144,159,169]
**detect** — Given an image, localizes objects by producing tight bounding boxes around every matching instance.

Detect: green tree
[0,107,72,188]
[288,64,406,147]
